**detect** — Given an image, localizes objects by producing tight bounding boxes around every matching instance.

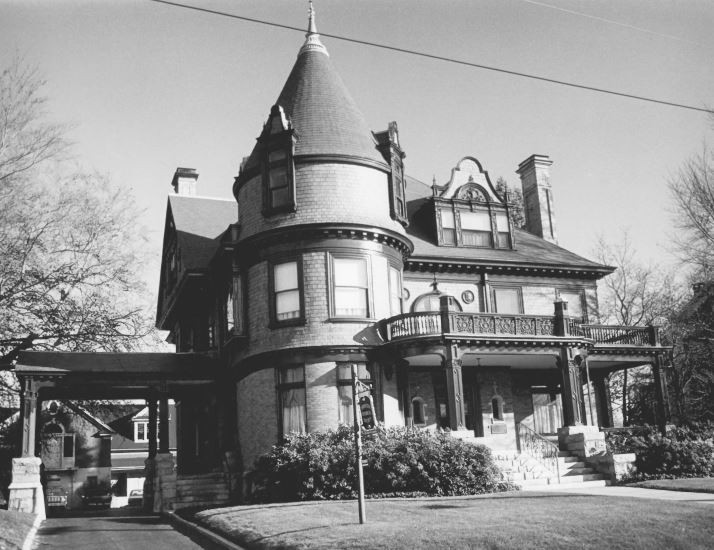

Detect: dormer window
[260,105,296,216]
[460,211,492,247]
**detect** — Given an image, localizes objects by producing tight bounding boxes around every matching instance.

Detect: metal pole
[352,364,366,524]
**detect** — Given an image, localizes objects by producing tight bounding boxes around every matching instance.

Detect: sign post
[351,364,366,524]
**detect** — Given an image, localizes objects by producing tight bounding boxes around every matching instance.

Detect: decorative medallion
[402,288,410,301]
[461,290,475,304]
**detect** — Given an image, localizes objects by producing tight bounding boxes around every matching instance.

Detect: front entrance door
[531,391,563,434]
[463,372,483,437]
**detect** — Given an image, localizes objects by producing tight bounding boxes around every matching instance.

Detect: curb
[21,512,44,550]
[167,511,246,550]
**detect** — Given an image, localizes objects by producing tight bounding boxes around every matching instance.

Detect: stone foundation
[8,457,46,519]
[587,452,637,483]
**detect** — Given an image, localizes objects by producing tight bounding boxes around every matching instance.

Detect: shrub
[250,425,516,503]
[605,422,714,480]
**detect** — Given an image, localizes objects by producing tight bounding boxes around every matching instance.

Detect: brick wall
[238,163,405,240]
[305,361,339,432]
[236,369,278,470]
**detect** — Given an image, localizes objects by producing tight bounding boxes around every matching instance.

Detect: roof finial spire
[307,1,317,35]
[299,1,328,57]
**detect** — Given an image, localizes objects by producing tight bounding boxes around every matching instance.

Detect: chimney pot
[171,167,198,196]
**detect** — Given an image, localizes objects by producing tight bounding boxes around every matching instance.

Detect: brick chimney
[171,167,198,196]
[516,154,557,244]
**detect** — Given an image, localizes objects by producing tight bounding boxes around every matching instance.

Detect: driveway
[32,507,221,549]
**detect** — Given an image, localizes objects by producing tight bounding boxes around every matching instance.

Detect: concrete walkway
[531,484,714,502]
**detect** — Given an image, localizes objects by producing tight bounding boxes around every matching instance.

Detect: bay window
[337,363,372,426]
[278,366,306,435]
[331,255,371,319]
[271,259,303,325]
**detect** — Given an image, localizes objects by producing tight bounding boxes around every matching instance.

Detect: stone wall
[236,369,278,470]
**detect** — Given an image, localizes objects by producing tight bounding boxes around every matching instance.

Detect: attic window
[436,204,513,250]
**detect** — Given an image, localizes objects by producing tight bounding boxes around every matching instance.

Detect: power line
[517,0,700,45]
[147,0,713,115]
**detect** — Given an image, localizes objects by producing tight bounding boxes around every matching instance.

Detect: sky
[1,0,713,299]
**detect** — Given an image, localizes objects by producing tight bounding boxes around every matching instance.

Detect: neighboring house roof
[63,401,116,437]
[404,175,613,275]
[243,24,386,172]
[169,194,236,271]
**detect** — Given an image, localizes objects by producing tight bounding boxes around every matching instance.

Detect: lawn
[0,509,37,549]
[630,477,714,494]
[188,491,714,550]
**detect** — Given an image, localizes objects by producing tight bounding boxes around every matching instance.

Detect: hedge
[250,425,517,503]
[605,423,714,480]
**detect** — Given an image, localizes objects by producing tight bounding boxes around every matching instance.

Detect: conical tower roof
[242,4,386,172]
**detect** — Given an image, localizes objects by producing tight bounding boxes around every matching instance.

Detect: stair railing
[516,423,561,483]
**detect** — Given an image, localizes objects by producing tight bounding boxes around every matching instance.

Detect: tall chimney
[171,167,198,196]
[516,154,557,244]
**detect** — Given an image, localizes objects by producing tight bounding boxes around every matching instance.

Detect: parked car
[81,486,112,509]
[127,489,143,507]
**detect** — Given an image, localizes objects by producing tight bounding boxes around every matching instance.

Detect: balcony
[378,311,659,348]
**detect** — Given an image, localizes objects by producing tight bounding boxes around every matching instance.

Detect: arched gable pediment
[435,156,504,204]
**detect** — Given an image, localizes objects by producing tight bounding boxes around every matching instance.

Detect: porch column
[147,397,158,459]
[158,384,170,454]
[397,360,412,427]
[652,354,669,435]
[558,347,584,426]
[19,378,39,458]
[444,344,466,431]
[592,372,613,428]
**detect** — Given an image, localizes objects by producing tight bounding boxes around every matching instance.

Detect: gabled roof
[168,195,237,271]
[242,11,387,173]
[404,176,612,275]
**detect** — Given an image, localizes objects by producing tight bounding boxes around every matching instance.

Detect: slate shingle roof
[243,42,387,171]
[404,176,612,274]
[168,195,237,271]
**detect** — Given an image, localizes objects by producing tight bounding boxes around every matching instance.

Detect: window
[267,149,291,209]
[63,435,74,458]
[226,275,244,336]
[134,422,148,442]
[412,397,426,425]
[337,363,372,426]
[411,293,462,312]
[278,366,306,435]
[271,260,303,324]
[226,285,235,334]
[388,266,403,316]
[460,211,492,247]
[495,212,510,248]
[439,210,456,245]
[491,396,504,421]
[492,287,523,314]
[331,256,370,318]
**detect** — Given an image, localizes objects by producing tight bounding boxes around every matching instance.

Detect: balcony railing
[579,324,654,346]
[378,311,658,347]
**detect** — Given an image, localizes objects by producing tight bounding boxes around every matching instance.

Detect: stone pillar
[158,386,170,454]
[147,397,158,459]
[652,354,669,435]
[558,347,583,427]
[143,457,155,512]
[152,453,176,513]
[444,344,466,431]
[592,372,613,428]
[8,456,45,519]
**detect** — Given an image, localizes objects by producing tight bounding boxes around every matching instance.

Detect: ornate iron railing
[516,423,560,481]
[378,311,658,348]
[447,313,556,337]
[579,324,652,346]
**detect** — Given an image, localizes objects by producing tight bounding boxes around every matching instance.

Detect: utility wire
[517,0,699,45]
[147,0,713,115]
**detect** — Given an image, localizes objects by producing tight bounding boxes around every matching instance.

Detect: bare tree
[669,148,714,278]
[495,177,525,229]
[594,233,680,425]
[0,59,162,402]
